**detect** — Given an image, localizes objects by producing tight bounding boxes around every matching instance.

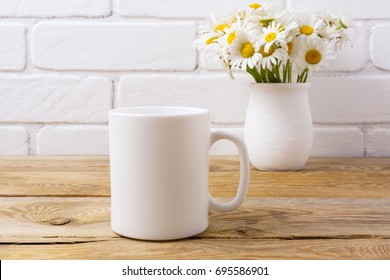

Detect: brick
[117,74,252,124]
[117,0,285,18]
[0,76,112,123]
[37,126,108,155]
[0,126,28,155]
[310,76,390,124]
[205,24,367,72]
[32,22,196,71]
[312,127,363,157]
[287,0,390,19]
[0,0,111,17]
[0,24,25,70]
[366,128,390,157]
[371,24,390,71]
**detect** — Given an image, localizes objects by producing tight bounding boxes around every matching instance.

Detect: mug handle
[209,129,250,212]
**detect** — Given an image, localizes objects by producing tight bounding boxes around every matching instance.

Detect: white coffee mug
[109,106,250,240]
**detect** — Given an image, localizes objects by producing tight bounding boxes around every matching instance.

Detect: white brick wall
[371,24,390,71]
[0,0,388,157]
[0,24,26,70]
[366,128,390,157]
[37,126,108,155]
[117,0,285,18]
[0,126,28,155]
[32,22,196,71]
[0,76,112,123]
[0,0,111,17]
[287,0,390,19]
[312,127,364,157]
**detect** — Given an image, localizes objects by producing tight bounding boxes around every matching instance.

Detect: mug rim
[109,106,209,118]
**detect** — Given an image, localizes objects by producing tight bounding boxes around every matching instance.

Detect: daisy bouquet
[195,2,355,83]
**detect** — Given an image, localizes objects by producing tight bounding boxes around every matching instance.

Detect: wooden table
[1,156,390,259]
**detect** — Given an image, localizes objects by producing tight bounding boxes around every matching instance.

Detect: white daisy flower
[209,44,235,79]
[246,1,277,16]
[194,14,232,49]
[286,36,300,59]
[334,15,356,49]
[220,17,258,47]
[243,1,280,27]
[258,44,287,69]
[194,2,355,83]
[275,10,298,34]
[318,24,341,41]
[260,21,287,52]
[295,37,336,70]
[287,36,306,72]
[229,31,261,71]
[248,2,263,10]
[227,8,247,24]
[296,14,324,39]
[222,28,237,47]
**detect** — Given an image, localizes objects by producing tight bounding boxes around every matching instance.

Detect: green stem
[297,67,309,83]
[261,66,268,82]
[283,60,292,83]
[303,68,310,83]
[266,68,277,83]
[272,61,282,83]
[336,18,347,30]
[246,66,263,83]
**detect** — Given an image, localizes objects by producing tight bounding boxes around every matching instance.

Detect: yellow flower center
[287,41,293,54]
[305,49,322,64]
[259,18,274,28]
[214,24,230,33]
[249,3,262,9]
[265,32,277,42]
[206,36,218,44]
[259,44,275,57]
[300,25,314,36]
[227,31,236,45]
[241,42,255,58]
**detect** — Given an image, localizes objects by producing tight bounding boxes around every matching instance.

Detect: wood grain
[1,239,390,260]
[1,156,390,198]
[1,197,389,243]
[209,157,390,172]
[1,156,390,259]
[210,171,390,198]
[1,156,390,172]
[0,171,110,197]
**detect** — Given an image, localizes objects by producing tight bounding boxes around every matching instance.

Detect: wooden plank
[210,171,390,198]
[1,156,390,172]
[0,156,109,172]
[209,157,390,172]
[0,171,110,197]
[1,239,390,259]
[1,156,389,197]
[1,170,390,198]
[298,157,390,172]
[1,197,389,243]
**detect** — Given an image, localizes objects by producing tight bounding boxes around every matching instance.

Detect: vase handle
[208,129,250,212]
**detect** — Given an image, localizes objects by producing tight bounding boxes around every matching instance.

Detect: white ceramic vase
[244,83,313,171]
